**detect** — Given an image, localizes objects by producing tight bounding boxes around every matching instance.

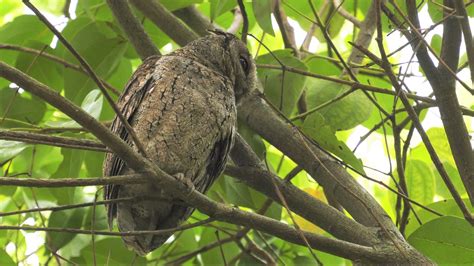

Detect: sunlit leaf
[257,49,308,116]
[408,216,474,264]
[305,79,372,131]
[253,0,275,36]
[301,113,364,173]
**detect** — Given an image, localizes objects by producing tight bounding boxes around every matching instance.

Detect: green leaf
[81,89,103,120]
[34,0,66,16]
[430,34,442,55]
[50,149,85,204]
[0,87,47,125]
[46,209,86,252]
[427,0,443,22]
[389,160,435,207]
[80,238,147,265]
[410,128,455,165]
[408,216,474,264]
[257,49,308,116]
[253,0,275,36]
[56,18,127,104]
[405,199,473,236]
[305,79,372,130]
[199,227,240,265]
[305,55,341,76]
[301,113,364,173]
[76,0,113,21]
[15,41,63,91]
[404,160,435,204]
[0,140,29,162]
[434,162,467,198]
[46,89,104,128]
[0,15,53,45]
[0,249,15,265]
[213,175,255,208]
[210,0,236,21]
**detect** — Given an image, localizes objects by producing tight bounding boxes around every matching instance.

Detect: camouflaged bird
[103,32,257,255]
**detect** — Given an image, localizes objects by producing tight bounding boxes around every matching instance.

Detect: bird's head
[173,31,258,103]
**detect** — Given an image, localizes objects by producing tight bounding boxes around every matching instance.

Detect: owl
[103,31,257,255]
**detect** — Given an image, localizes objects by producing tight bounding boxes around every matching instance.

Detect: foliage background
[0,0,473,265]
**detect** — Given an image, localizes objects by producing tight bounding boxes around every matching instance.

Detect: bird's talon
[173,173,195,194]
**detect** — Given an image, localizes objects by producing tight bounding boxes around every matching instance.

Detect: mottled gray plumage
[103,32,256,255]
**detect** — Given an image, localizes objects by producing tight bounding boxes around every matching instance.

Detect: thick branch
[107,0,160,60]
[129,0,199,46]
[345,0,378,75]
[238,91,395,229]
[333,0,362,28]
[225,165,376,245]
[453,0,474,85]
[173,6,215,36]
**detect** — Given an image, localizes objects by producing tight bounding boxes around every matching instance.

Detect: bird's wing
[103,55,160,226]
[197,126,235,192]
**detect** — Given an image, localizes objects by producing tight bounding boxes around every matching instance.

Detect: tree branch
[274,0,300,56]
[453,0,474,86]
[332,0,362,28]
[173,5,216,36]
[129,0,199,46]
[0,174,145,187]
[106,0,160,60]
[0,129,107,152]
[345,0,378,75]
[238,91,395,229]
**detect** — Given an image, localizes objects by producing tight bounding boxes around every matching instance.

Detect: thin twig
[0,44,120,95]
[237,0,248,43]
[0,129,107,152]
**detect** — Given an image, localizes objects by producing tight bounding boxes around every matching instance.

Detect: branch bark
[0,129,106,152]
[173,5,216,36]
[107,0,160,60]
[129,0,199,46]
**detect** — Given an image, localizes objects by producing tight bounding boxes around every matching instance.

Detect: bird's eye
[239,56,249,75]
